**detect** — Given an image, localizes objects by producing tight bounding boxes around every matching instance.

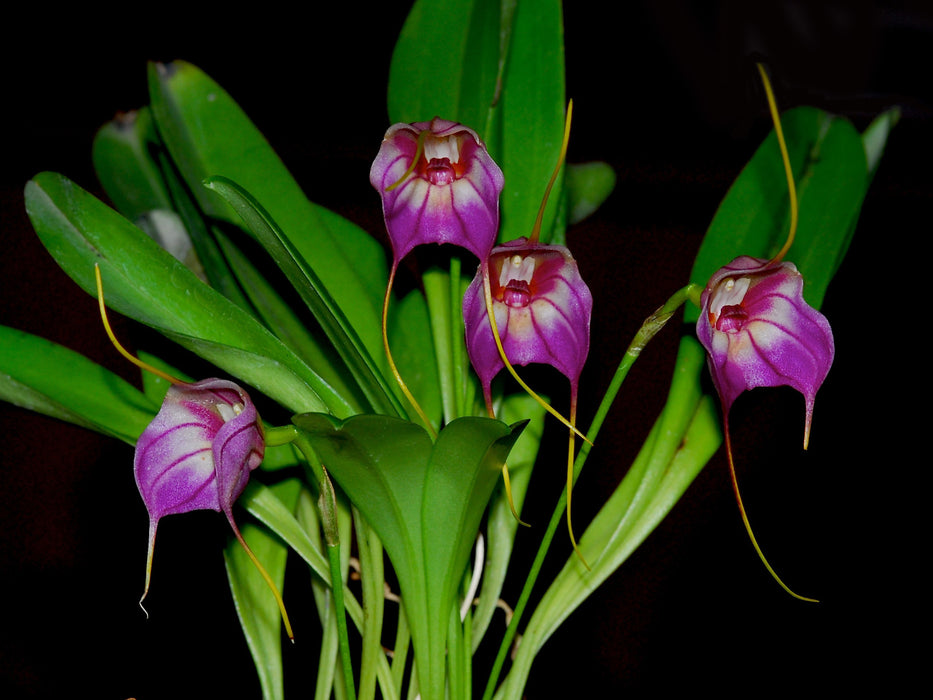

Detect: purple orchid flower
[696,255,835,448]
[369,117,505,265]
[462,237,593,405]
[134,378,285,622]
[463,235,593,563]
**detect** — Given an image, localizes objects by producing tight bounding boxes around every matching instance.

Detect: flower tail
[382,262,437,438]
[724,421,817,603]
[566,397,589,569]
[226,512,296,641]
[139,517,157,618]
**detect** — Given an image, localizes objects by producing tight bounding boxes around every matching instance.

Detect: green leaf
[224,479,301,700]
[204,175,402,418]
[496,0,566,246]
[292,413,525,700]
[0,325,157,443]
[24,172,343,415]
[215,230,370,413]
[862,106,900,182]
[146,60,388,364]
[388,288,442,428]
[497,338,720,699]
[565,161,616,224]
[388,0,502,132]
[686,107,869,320]
[472,391,544,649]
[92,107,174,222]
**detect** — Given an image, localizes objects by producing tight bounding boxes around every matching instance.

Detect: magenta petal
[697,255,835,438]
[463,238,593,400]
[134,378,264,523]
[370,117,504,263]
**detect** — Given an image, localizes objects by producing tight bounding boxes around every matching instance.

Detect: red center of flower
[503,279,532,308]
[424,157,457,185]
[715,303,748,332]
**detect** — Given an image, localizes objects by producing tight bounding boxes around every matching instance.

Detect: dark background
[2,1,928,697]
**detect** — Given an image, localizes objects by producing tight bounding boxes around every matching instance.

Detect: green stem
[480,284,698,700]
[390,599,411,692]
[423,266,456,424]
[328,541,357,700]
[353,508,386,699]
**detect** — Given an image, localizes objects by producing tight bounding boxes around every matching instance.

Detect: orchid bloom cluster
[7,18,890,692]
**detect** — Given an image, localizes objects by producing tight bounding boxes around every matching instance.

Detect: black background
[2,2,928,697]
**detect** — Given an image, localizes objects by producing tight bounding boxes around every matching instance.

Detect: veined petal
[134,378,264,522]
[463,238,592,399]
[370,117,504,263]
[697,255,834,437]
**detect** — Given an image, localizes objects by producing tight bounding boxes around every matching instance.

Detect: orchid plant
[1,1,897,698]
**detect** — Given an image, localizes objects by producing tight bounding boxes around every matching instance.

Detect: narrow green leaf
[24,172,341,415]
[215,230,369,413]
[239,481,331,585]
[0,325,157,443]
[204,175,402,418]
[146,60,388,363]
[224,479,301,700]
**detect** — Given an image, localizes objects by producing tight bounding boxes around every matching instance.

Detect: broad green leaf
[472,391,544,649]
[0,325,157,443]
[93,107,249,307]
[92,107,173,221]
[686,107,869,320]
[24,172,346,415]
[146,60,388,363]
[496,0,566,246]
[389,0,566,245]
[388,0,502,132]
[292,412,525,700]
[204,175,403,418]
[224,479,301,700]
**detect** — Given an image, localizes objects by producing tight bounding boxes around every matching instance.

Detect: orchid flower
[696,65,834,601]
[462,102,594,564]
[370,118,505,433]
[94,266,293,637]
[369,117,504,265]
[697,255,834,449]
